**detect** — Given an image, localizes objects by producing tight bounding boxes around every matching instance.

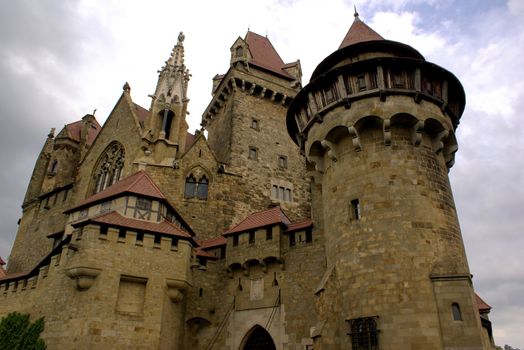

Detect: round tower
[287,14,485,349]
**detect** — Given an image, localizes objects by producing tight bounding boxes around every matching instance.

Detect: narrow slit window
[452,303,462,321]
[266,227,273,241]
[249,231,255,244]
[233,235,239,247]
[351,199,361,220]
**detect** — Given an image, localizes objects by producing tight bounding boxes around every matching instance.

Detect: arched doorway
[240,325,276,350]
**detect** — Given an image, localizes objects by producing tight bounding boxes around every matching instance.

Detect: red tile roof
[286,218,313,233]
[64,117,102,146]
[197,236,227,250]
[224,206,291,235]
[195,247,219,259]
[65,171,166,213]
[245,31,294,80]
[134,103,149,122]
[185,132,196,152]
[339,15,384,49]
[476,293,492,312]
[74,211,192,239]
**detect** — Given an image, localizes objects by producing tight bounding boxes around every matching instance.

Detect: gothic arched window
[197,176,208,200]
[93,142,125,194]
[184,174,197,199]
[184,174,209,200]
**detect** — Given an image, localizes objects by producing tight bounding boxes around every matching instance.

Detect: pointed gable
[224,206,291,235]
[245,31,294,80]
[62,117,102,146]
[339,14,384,49]
[65,171,165,213]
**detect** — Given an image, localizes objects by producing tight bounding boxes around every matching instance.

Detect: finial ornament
[354,5,359,18]
[123,82,131,92]
[93,108,97,115]
[178,32,185,44]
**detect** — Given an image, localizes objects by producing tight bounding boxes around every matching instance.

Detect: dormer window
[136,198,152,211]
[236,46,244,57]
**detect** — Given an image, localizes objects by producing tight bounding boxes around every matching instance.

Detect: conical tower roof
[339,10,384,49]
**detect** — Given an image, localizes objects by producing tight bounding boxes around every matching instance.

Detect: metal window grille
[347,317,379,350]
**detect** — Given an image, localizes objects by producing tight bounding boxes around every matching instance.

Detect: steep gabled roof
[133,103,149,123]
[63,117,102,146]
[224,206,291,235]
[245,31,294,80]
[72,211,193,239]
[339,13,384,49]
[65,171,166,213]
[476,293,492,313]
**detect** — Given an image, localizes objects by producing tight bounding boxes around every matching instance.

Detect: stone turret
[145,32,191,160]
[287,13,484,349]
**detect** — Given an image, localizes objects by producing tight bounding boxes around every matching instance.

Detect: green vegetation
[0,312,46,350]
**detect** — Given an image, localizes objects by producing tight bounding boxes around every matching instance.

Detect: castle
[0,13,496,350]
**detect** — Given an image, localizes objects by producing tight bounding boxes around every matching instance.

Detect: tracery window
[184,174,209,200]
[93,142,125,194]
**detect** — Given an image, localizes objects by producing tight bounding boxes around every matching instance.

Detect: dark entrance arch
[240,325,276,350]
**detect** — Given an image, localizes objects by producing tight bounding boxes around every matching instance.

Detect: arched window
[184,174,209,200]
[240,325,276,350]
[347,317,379,350]
[451,303,462,321]
[197,176,208,200]
[49,159,58,175]
[184,174,197,199]
[93,142,125,194]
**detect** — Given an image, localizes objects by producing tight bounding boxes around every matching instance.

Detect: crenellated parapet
[201,76,295,128]
[287,56,465,169]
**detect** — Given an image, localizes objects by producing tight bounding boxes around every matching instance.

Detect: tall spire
[153,32,190,105]
[338,11,384,49]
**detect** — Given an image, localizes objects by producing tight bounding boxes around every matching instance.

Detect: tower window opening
[289,233,296,247]
[278,155,288,169]
[249,230,255,245]
[251,119,259,130]
[161,109,174,140]
[233,235,239,247]
[351,199,361,220]
[249,147,258,160]
[451,303,462,321]
[357,74,367,91]
[393,72,405,88]
[347,317,379,350]
[184,174,197,199]
[49,160,58,175]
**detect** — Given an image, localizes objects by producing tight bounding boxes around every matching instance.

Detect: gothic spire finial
[123,82,131,92]
[354,5,359,18]
[178,31,185,44]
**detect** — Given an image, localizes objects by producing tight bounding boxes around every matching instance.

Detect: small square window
[136,198,152,210]
[249,147,258,160]
[251,119,259,130]
[278,155,287,169]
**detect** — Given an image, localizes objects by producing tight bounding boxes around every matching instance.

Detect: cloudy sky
[0,0,522,346]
